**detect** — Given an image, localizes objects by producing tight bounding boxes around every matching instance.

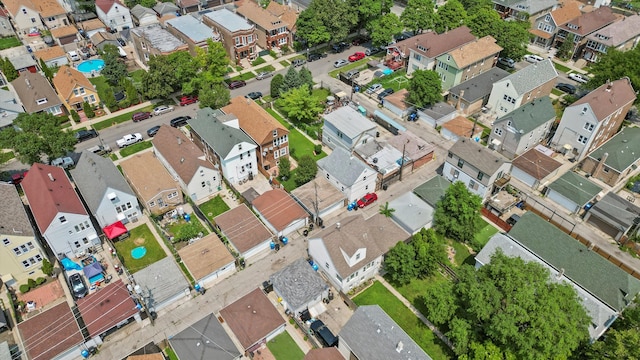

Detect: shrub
[281,45,290,54]
[83,102,95,118]
[41,258,53,276]
[314,144,322,154]
[36,277,46,285]
[27,278,36,289]
[269,50,277,58]
[70,110,80,122]
[251,57,266,66]
[19,284,30,293]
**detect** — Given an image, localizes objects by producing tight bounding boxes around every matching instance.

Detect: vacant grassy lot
[199,195,230,223]
[119,141,152,158]
[367,69,410,92]
[114,224,167,273]
[267,332,304,360]
[0,37,21,50]
[387,273,449,319]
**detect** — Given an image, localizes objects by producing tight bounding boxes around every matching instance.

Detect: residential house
[132,257,190,312]
[416,102,457,127]
[129,23,188,65]
[50,25,80,45]
[0,88,24,128]
[530,1,582,48]
[165,15,220,55]
[270,258,329,317]
[120,152,183,216]
[305,348,344,360]
[78,18,107,39]
[2,0,43,34]
[252,189,308,237]
[52,66,100,112]
[17,302,83,360]
[152,125,221,202]
[339,305,432,360]
[317,147,378,202]
[95,0,134,32]
[354,139,404,187]
[291,177,346,223]
[486,59,558,116]
[178,234,236,287]
[493,0,558,21]
[34,46,69,68]
[9,53,38,73]
[70,151,140,229]
[477,231,620,341]
[36,0,69,29]
[382,89,413,118]
[169,314,242,360]
[188,107,258,185]
[0,8,15,38]
[222,96,289,175]
[584,192,640,241]
[308,214,408,293]
[387,192,435,234]
[582,15,640,63]
[0,183,46,286]
[11,72,64,116]
[443,138,512,200]
[551,78,636,161]
[153,2,180,17]
[554,6,618,59]
[387,131,436,171]
[21,163,100,259]
[90,31,120,51]
[219,288,286,352]
[447,67,510,116]
[545,171,602,213]
[511,147,562,190]
[203,9,257,64]
[433,36,503,91]
[322,106,377,151]
[130,4,158,27]
[214,204,274,263]
[413,175,452,208]
[489,96,555,158]
[236,0,292,50]
[440,116,483,142]
[265,1,299,44]
[580,127,640,187]
[176,0,201,14]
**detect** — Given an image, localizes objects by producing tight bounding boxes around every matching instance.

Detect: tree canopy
[407,69,442,108]
[384,228,446,284]
[369,13,403,47]
[199,81,230,109]
[433,180,482,245]
[400,0,435,35]
[586,298,640,359]
[276,86,323,124]
[587,46,640,94]
[296,0,358,44]
[101,45,128,86]
[467,8,530,60]
[294,154,317,186]
[433,0,468,34]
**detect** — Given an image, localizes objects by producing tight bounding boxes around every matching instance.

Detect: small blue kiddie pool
[131,246,147,260]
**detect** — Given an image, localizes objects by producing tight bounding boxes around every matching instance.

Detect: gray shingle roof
[166,14,217,43]
[418,102,456,121]
[494,96,555,134]
[130,24,185,53]
[508,212,640,311]
[130,4,156,19]
[204,8,253,32]
[169,313,241,360]
[413,175,451,207]
[132,257,190,310]
[586,14,640,47]
[0,88,24,127]
[449,67,510,103]
[493,0,557,15]
[589,192,640,231]
[0,183,34,236]
[323,106,377,140]
[317,147,374,187]
[339,305,432,360]
[547,171,602,206]
[70,151,135,215]
[448,138,510,176]
[500,59,558,96]
[188,107,256,158]
[153,2,179,15]
[270,258,328,311]
[586,126,640,173]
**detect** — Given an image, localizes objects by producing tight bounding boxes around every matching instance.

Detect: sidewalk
[527,44,589,75]
[70,101,154,131]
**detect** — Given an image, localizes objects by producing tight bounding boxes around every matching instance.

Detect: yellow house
[52,65,101,112]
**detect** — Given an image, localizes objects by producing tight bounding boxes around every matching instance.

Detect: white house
[130,4,159,27]
[95,0,134,31]
[22,164,99,259]
[252,189,308,237]
[188,108,258,185]
[2,0,42,34]
[152,125,221,202]
[317,147,378,203]
[70,151,140,229]
[322,106,377,151]
[443,139,511,200]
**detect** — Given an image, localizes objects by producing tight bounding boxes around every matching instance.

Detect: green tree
[276,86,323,124]
[433,180,482,243]
[175,223,203,242]
[369,13,403,47]
[270,74,285,98]
[82,102,95,118]
[41,258,54,276]
[168,51,200,93]
[407,69,442,108]
[421,280,457,326]
[299,67,314,90]
[358,0,393,30]
[384,241,417,284]
[2,57,18,82]
[556,33,576,61]
[278,156,291,180]
[294,155,317,186]
[588,329,640,360]
[102,86,118,111]
[40,58,53,81]
[280,66,304,94]
[309,0,358,43]
[199,81,230,109]
[379,202,395,217]
[193,40,230,82]
[400,0,435,35]
[587,47,640,92]
[433,0,468,34]
[412,228,446,277]
[467,7,502,39]
[142,55,176,100]
[101,45,127,86]
[295,9,332,47]
[492,20,530,61]
[121,77,140,105]
[459,0,492,11]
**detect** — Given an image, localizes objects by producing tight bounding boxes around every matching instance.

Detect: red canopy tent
[103,221,128,240]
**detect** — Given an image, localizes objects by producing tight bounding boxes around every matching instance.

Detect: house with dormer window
[237,0,295,50]
[36,0,69,30]
[492,0,558,21]
[582,14,640,63]
[530,1,582,49]
[11,72,64,116]
[95,0,134,32]
[2,0,42,35]
[52,66,100,112]
[554,6,618,60]
[434,36,503,90]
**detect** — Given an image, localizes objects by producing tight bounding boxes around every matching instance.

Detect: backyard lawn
[0,37,21,50]
[119,141,152,158]
[354,281,454,360]
[266,331,304,360]
[0,151,15,163]
[366,69,410,92]
[265,108,326,161]
[474,218,499,249]
[89,76,110,99]
[113,224,167,273]
[386,273,449,320]
[199,195,230,223]
[166,217,209,242]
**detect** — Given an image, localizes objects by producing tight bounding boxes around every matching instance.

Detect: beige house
[50,25,80,46]
[52,66,100,112]
[434,36,503,90]
[2,0,42,34]
[34,46,69,68]
[36,0,69,30]
[236,1,295,50]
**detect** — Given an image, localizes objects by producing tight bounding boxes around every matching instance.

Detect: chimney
[180,157,184,163]
[593,152,609,176]
[556,268,565,280]
[606,82,613,92]
[48,173,55,181]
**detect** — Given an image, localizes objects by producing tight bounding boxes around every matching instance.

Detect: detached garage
[253,189,309,237]
[291,177,346,223]
[215,204,274,263]
[545,172,602,214]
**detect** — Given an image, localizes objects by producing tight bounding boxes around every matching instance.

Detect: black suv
[68,273,88,299]
[332,42,351,53]
[170,116,191,128]
[310,320,338,347]
[307,52,327,62]
[75,129,98,143]
[378,88,395,101]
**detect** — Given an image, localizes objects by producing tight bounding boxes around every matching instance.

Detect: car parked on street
[357,192,378,208]
[524,54,544,63]
[245,92,263,100]
[307,52,327,62]
[365,46,383,56]
[568,73,589,84]
[332,42,351,53]
[154,105,174,116]
[256,71,273,80]
[366,83,382,94]
[556,83,576,94]
[377,88,394,101]
[228,80,246,89]
[132,111,152,122]
[334,59,348,68]
[292,59,306,67]
[180,95,198,106]
[170,116,191,128]
[75,129,98,143]
[147,125,161,137]
[348,51,365,62]
[116,133,143,148]
[50,156,75,169]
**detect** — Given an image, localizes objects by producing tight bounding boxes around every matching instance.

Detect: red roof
[252,189,308,232]
[21,163,87,232]
[18,302,83,360]
[95,0,125,14]
[103,221,128,240]
[76,280,138,337]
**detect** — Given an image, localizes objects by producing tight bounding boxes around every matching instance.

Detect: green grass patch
[109,153,118,161]
[449,239,472,267]
[229,72,256,81]
[265,108,326,161]
[251,57,266,66]
[328,58,370,78]
[552,61,571,74]
[551,88,564,96]
[279,168,299,192]
[89,76,110,97]
[311,88,331,102]
[279,60,290,67]
[267,331,304,360]
[1,86,8,91]
[255,65,276,73]
[366,69,410,92]
[474,218,498,249]
[114,224,167,273]
[386,273,448,317]
[92,107,153,130]
[178,261,196,286]
[0,151,15,163]
[199,195,230,223]
[119,141,152,158]
[129,69,146,83]
[0,37,21,50]
[164,346,179,360]
[354,281,454,359]
[166,217,209,240]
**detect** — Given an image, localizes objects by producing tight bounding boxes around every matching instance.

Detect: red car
[357,193,378,208]
[348,52,366,62]
[228,80,247,89]
[180,95,198,106]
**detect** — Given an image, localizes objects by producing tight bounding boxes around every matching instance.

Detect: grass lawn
[279,168,299,192]
[265,108,327,161]
[119,141,152,158]
[114,224,167,273]
[0,151,15,163]
[164,346,179,360]
[552,61,572,74]
[551,88,564,97]
[129,69,146,83]
[166,217,209,241]
[93,105,154,130]
[89,76,110,100]
[449,239,472,267]
[267,331,304,360]
[255,64,276,73]
[0,37,21,50]
[229,72,256,81]
[279,60,290,67]
[329,58,370,78]
[199,195,230,223]
[474,218,498,249]
[386,273,449,318]
[354,281,454,360]
[367,69,409,91]
[311,88,331,102]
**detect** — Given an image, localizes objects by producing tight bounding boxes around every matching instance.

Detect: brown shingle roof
[18,302,83,360]
[52,65,95,102]
[76,280,138,338]
[571,78,636,122]
[2,0,36,17]
[441,116,480,138]
[252,189,307,232]
[291,177,345,216]
[219,288,285,350]
[36,0,66,17]
[404,26,476,58]
[305,348,344,360]
[178,233,235,280]
[11,72,62,113]
[78,18,107,31]
[266,1,298,28]
[512,148,563,180]
[222,97,287,146]
[127,355,165,360]
[550,1,582,26]
[448,35,502,69]
[152,125,215,184]
[214,203,273,254]
[237,1,282,30]
[50,25,79,38]
[120,152,180,203]
[34,46,66,62]
[383,88,409,110]
[560,6,618,36]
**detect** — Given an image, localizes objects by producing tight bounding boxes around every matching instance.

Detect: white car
[153,105,174,116]
[116,133,143,148]
[366,83,382,94]
[524,54,544,63]
[256,71,273,80]
[568,73,589,84]
[334,59,348,68]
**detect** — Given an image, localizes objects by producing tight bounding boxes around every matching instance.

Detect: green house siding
[435,55,462,90]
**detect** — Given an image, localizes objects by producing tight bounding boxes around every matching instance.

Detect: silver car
[524,54,544,63]
[334,59,348,68]
[366,83,382,94]
[568,73,589,84]
[256,71,273,80]
[153,105,174,116]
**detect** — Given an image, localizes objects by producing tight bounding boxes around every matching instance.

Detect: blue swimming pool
[131,246,147,260]
[77,59,105,74]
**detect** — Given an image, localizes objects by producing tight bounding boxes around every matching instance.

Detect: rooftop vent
[47,173,55,182]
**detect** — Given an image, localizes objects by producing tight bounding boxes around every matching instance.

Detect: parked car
[568,73,589,84]
[377,88,395,101]
[506,214,521,226]
[332,42,351,53]
[68,273,88,300]
[170,116,191,128]
[116,133,143,148]
[10,171,28,185]
[497,57,515,69]
[334,59,348,68]
[87,144,111,156]
[132,111,152,122]
[292,59,306,67]
[256,71,273,80]
[307,52,327,62]
[365,47,383,56]
[147,125,161,137]
[50,156,75,169]
[310,320,338,347]
[348,52,366,62]
[75,129,98,143]
[343,69,360,80]
[180,95,198,106]
[524,54,544,63]
[245,92,263,100]
[153,105,174,116]
[228,80,246,89]
[366,83,382,94]
[357,192,378,208]
[556,83,576,94]
[116,38,126,46]
[351,35,370,46]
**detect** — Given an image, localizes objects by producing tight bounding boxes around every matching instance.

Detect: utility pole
[398,139,409,182]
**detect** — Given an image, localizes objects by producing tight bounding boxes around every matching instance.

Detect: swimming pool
[131,246,147,260]
[77,59,105,74]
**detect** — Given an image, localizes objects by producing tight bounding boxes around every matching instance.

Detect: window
[325,262,329,269]
[507,120,512,127]
[36,98,48,105]
[578,135,588,144]
[280,148,286,156]
[584,122,595,131]
[2,238,10,246]
[326,173,330,179]
[74,241,81,248]
[603,167,609,173]
[457,159,464,168]
[413,53,422,61]
[544,14,551,22]
[494,128,503,136]
[59,216,67,223]
[273,129,278,137]
[448,152,453,158]
[356,253,361,260]
[477,172,484,181]
[22,260,29,268]
[202,181,206,187]
[168,192,178,199]
[149,201,156,207]
[240,153,243,160]
[22,9,27,14]
[13,247,22,256]
[82,237,89,245]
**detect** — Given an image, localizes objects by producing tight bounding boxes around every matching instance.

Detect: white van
[51,156,75,169]
[68,51,81,62]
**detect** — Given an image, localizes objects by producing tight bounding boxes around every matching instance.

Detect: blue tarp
[61,257,81,271]
[374,110,406,132]
[83,261,103,279]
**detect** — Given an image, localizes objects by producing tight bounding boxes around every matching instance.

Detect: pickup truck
[116,133,143,148]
